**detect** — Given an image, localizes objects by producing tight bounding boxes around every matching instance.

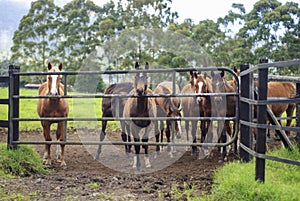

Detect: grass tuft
[0,143,49,177]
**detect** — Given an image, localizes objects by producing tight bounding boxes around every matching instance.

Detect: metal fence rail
[239,59,300,182]
[7,66,240,151]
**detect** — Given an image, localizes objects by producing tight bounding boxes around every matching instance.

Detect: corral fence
[239,59,300,182]
[1,60,300,182]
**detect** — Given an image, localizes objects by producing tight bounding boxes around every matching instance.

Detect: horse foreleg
[42,121,52,166]
[184,120,190,151]
[57,121,66,167]
[191,120,197,154]
[142,128,151,168]
[165,121,173,158]
[133,136,141,171]
[154,120,160,158]
[160,120,164,151]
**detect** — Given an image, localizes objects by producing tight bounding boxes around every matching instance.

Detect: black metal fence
[5,66,240,149]
[2,60,300,182]
[239,59,300,182]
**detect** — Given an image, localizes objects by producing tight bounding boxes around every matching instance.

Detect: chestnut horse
[254,81,296,138]
[184,71,212,154]
[153,81,182,157]
[210,70,236,162]
[37,62,69,167]
[123,62,157,171]
[95,82,134,160]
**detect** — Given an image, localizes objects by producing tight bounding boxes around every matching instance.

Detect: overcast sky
[0,0,290,54]
[5,0,289,22]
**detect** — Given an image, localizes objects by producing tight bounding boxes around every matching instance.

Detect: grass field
[197,148,300,201]
[0,87,120,131]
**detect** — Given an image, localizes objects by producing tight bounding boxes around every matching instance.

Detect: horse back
[102,82,134,117]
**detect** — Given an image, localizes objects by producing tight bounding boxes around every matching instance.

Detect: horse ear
[203,72,208,79]
[190,71,193,76]
[145,62,149,69]
[221,71,225,77]
[48,62,52,70]
[135,62,139,69]
[233,66,237,73]
[58,63,63,71]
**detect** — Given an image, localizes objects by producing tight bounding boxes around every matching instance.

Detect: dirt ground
[0,128,236,201]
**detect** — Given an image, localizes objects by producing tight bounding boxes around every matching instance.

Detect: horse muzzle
[136,89,144,96]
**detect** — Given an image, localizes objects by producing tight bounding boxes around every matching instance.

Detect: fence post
[240,63,252,162]
[296,83,300,148]
[255,60,268,182]
[8,65,20,149]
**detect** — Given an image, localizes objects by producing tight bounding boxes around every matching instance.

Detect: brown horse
[210,70,236,162]
[95,82,134,160]
[254,81,296,138]
[37,62,69,167]
[153,81,182,157]
[185,71,212,154]
[123,62,157,171]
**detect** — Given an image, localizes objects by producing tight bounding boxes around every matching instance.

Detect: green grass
[0,87,118,131]
[0,143,49,177]
[195,148,300,201]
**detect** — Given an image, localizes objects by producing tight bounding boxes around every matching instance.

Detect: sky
[0,0,289,55]
[5,0,263,22]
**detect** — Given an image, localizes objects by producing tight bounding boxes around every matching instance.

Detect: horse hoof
[144,156,151,168]
[168,152,174,158]
[44,160,52,168]
[176,134,182,139]
[60,161,67,168]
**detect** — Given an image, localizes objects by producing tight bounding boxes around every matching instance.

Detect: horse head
[134,62,149,96]
[47,62,63,96]
[189,71,210,105]
[211,70,226,104]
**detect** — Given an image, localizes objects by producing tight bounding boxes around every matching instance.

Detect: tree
[10,0,60,83]
[56,0,101,71]
[238,0,300,67]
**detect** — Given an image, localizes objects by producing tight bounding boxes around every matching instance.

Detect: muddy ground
[0,128,237,201]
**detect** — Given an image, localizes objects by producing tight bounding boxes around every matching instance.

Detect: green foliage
[8,0,300,80]
[197,148,300,201]
[0,144,49,177]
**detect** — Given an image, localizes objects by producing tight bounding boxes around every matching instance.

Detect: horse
[228,66,240,91]
[232,65,296,138]
[210,70,236,162]
[95,82,134,160]
[153,81,182,157]
[254,81,296,138]
[37,62,69,167]
[123,62,157,171]
[184,71,212,155]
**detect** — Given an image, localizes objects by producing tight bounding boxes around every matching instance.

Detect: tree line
[2,0,300,90]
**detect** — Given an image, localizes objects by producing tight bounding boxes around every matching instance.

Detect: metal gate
[6,66,239,150]
[5,60,300,182]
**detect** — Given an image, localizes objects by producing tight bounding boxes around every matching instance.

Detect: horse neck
[137,93,149,113]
